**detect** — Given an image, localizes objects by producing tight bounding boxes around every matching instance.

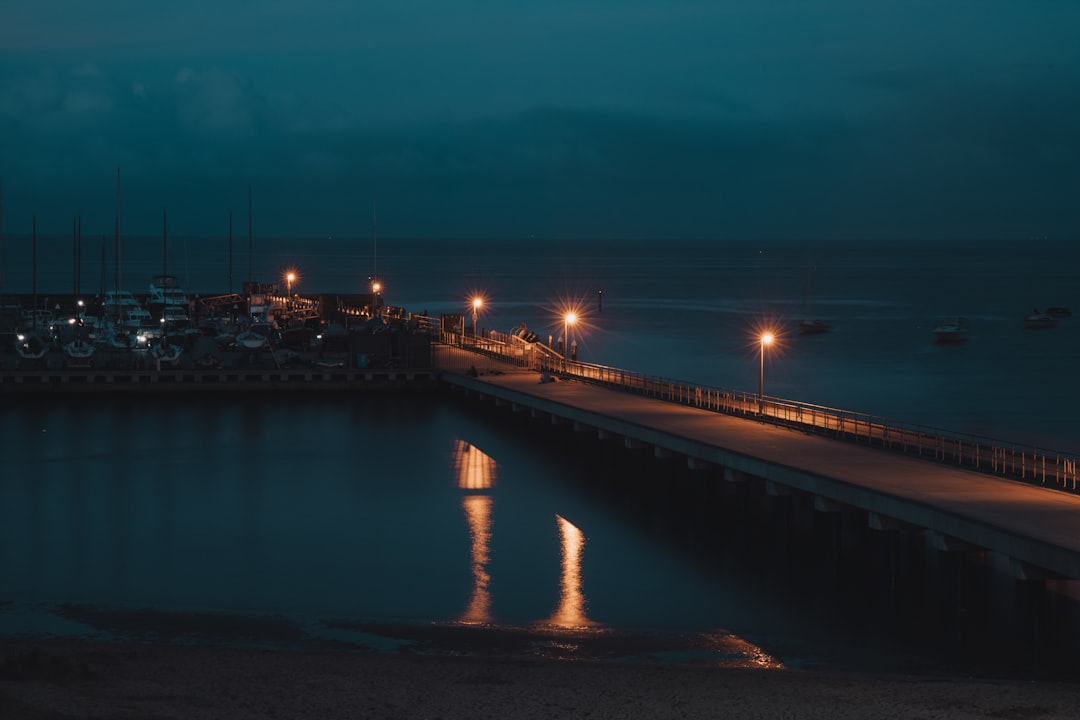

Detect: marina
[3,236,1080,678]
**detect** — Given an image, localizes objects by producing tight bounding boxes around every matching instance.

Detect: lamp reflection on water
[460,494,494,624]
[544,514,598,629]
[447,439,780,666]
[453,439,497,624]
[454,439,496,491]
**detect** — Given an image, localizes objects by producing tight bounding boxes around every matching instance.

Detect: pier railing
[436,334,1080,495]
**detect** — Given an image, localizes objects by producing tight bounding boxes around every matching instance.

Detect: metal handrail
[436,335,1080,495]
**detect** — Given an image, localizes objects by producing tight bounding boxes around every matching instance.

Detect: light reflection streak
[454,439,497,624]
[459,494,494,624]
[545,514,599,629]
[453,439,496,490]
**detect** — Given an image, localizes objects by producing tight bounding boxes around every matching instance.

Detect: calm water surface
[3,236,1079,671]
[3,393,840,667]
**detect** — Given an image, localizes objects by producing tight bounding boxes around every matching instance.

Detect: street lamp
[471,297,483,343]
[371,279,382,316]
[759,331,774,415]
[563,311,577,367]
[286,272,296,297]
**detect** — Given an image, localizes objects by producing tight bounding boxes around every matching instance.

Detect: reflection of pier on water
[452,438,596,630]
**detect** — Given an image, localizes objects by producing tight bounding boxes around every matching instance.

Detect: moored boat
[63,337,95,367]
[932,316,968,343]
[235,322,274,350]
[798,319,831,335]
[147,275,190,315]
[14,331,49,360]
[1024,310,1056,329]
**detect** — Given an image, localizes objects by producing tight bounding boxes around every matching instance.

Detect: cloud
[172,67,260,133]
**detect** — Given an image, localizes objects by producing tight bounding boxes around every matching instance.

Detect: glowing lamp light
[758,330,776,414]
[470,296,484,338]
[562,311,578,364]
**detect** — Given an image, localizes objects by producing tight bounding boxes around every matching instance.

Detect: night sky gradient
[1,1,1078,242]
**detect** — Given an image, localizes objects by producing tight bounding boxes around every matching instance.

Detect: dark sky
[1,1,1078,242]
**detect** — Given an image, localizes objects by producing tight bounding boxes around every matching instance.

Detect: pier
[432,340,1080,665]
[5,317,1080,664]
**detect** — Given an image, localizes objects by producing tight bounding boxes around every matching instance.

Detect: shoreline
[4,637,1080,719]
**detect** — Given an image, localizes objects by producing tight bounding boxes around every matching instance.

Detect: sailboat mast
[0,178,4,301]
[32,215,37,331]
[73,216,78,299]
[372,198,377,282]
[115,167,121,296]
[245,185,250,284]
[228,210,233,294]
[76,215,82,299]
[163,208,168,281]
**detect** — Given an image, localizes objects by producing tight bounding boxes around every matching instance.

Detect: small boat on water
[63,337,95,367]
[1025,310,1056,329]
[932,316,968,343]
[798,319,831,335]
[14,332,49,360]
[235,322,274,350]
[150,341,183,366]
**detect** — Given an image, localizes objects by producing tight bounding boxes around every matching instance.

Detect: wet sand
[4,638,1080,720]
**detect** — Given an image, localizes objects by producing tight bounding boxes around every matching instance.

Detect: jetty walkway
[435,343,1080,587]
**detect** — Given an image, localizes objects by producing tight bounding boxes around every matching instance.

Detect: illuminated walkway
[438,351,1080,583]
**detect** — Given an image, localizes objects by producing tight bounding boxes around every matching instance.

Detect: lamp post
[563,311,577,369]
[371,280,382,316]
[471,297,483,345]
[286,272,296,309]
[758,331,774,415]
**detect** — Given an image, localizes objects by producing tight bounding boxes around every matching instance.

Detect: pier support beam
[765,480,791,497]
[724,467,749,483]
[687,457,711,471]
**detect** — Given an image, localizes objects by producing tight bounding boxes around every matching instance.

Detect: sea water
[2,236,1078,670]
[4,235,1077,449]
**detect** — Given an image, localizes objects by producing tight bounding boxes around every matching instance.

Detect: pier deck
[441,360,1080,582]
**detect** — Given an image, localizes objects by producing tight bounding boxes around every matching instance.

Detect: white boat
[147,275,190,313]
[932,316,968,343]
[63,337,95,367]
[103,290,140,311]
[122,306,154,330]
[798,319,831,335]
[235,323,273,350]
[160,305,190,325]
[1024,310,1056,329]
[150,341,183,365]
[14,332,49,360]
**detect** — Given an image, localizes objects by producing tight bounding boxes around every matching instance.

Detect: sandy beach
[4,638,1080,720]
